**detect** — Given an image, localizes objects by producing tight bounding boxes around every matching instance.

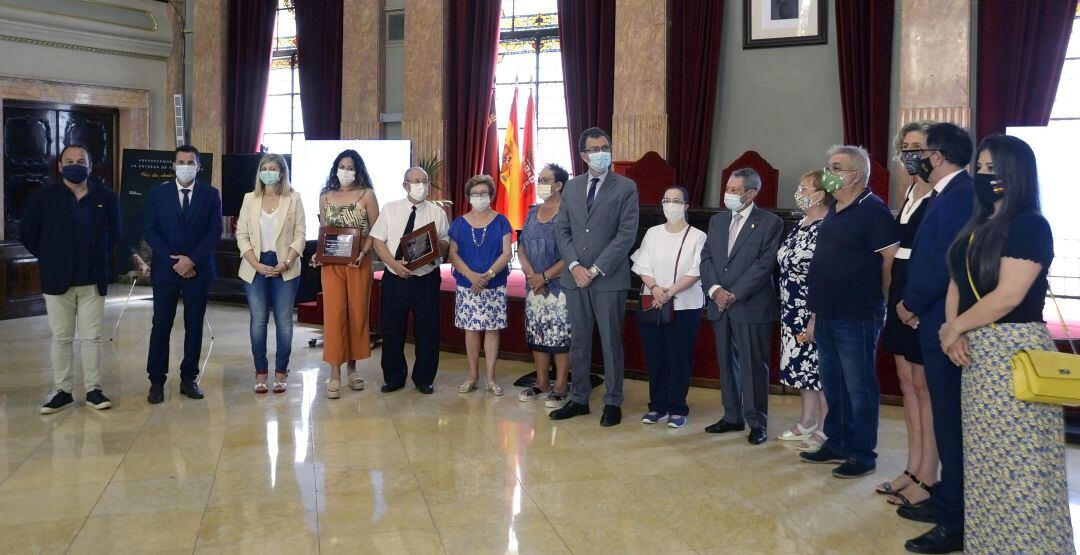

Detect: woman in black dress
[876,121,939,506]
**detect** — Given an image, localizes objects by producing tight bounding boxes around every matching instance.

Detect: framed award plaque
[401,222,441,270]
[316,226,364,265]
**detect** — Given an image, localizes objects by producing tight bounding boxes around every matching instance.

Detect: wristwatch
[588,266,600,278]
[285,258,294,269]
[543,273,550,284]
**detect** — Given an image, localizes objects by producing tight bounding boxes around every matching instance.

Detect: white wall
[705,0,844,208]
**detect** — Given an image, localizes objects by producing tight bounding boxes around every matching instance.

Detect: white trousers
[43,285,104,392]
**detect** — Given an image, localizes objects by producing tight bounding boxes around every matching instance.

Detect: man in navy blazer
[143,145,222,404]
[20,144,122,413]
[897,123,974,554]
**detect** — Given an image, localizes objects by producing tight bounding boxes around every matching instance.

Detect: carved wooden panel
[0,241,44,319]
[3,105,54,235]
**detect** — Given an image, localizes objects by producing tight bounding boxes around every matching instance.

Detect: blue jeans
[817,316,883,466]
[242,252,300,373]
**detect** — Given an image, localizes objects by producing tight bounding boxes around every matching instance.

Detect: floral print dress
[777,220,821,390]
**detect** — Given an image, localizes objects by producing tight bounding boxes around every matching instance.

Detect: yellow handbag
[966,234,1080,406]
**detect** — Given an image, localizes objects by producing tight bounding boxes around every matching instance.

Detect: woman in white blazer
[236,153,306,393]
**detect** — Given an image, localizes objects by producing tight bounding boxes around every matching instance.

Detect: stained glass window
[495,0,571,196]
[260,0,304,155]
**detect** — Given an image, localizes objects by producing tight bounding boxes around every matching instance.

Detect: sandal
[458,378,478,393]
[272,381,287,393]
[254,381,269,394]
[348,375,365,391]
[876,469,916,495]
[797,431,827,452]
[887,475,935,506]
[326,379,341,399]
[778,422,817,441]
[518,386,548,402]
[486,382,504,396]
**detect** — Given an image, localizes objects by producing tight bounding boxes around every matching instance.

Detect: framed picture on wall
[743,0,827,49]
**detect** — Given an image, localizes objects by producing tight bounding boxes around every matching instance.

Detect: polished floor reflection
[1,285,1079,554]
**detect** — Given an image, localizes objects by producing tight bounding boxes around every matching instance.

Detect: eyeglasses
[406,180,429,185]
[825,166,859,173]
[661,199,686,205]
[538,179,557,185]
[583,146,611,154]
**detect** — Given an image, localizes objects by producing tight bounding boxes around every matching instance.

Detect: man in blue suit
[897,123,974,554]
[144,145,222,404]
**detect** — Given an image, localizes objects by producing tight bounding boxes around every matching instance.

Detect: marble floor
[1,285,1078,554]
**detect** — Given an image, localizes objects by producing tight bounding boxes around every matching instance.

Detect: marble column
[612,0,667,162]
[402,0,445,198]
[190,0,226,191]
[341,0,383,140]
[897,1,973,134]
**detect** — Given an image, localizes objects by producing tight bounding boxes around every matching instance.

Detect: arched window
[260,0,303,155]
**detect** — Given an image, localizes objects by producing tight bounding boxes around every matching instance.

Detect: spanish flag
[497,86,523,228]
[519,89,536,222]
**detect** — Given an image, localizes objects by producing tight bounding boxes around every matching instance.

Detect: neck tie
[727,213,742,254]
[587,177,599,212]
[394,206,417,260]
[181,188,191,215]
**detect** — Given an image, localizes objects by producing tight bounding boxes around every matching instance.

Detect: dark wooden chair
[612,151,677,205]
[721,151,780,208]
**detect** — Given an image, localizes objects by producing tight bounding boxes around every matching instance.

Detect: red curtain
[976,0,1077,140]
[225,0,277,154]
[295,0,344,140]
[835,0,894,201]
[558,0,616,176]
[445,0,501,216]
[668,0,723,205]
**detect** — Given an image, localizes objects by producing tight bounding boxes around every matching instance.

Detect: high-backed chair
[868,158,891,204]
[611,151,677,205]
[721,151,780,208]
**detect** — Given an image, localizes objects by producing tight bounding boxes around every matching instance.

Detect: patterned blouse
[324,195,369,235]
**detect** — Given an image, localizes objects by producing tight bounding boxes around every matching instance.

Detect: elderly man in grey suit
[700,168,784,444]
[550,127,639,427]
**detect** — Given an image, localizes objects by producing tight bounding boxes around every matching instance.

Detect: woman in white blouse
[235,153,306,393]
[631,186,707,429]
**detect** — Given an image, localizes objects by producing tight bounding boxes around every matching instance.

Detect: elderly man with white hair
[800,145,899,479]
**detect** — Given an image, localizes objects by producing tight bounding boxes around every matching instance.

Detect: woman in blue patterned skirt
[448,175,513,396]
[940,134,1073,553]
[517,164,572,408]
[776,170,828,451]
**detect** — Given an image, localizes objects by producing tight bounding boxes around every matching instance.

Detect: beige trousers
[43,285,104,392]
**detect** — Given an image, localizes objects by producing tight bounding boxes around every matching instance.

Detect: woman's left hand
[272,262,289,274]
[348,250,366,268]
[652,287,672,305]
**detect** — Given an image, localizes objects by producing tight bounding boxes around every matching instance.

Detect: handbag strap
[965,232,1077,354]
[666,226,692,302]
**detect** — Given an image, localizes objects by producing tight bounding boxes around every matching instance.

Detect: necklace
[470,222,488,247]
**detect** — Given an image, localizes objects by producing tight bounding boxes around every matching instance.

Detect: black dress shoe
[897,499,943,523]
[798,447,846,464]
[549,400,590,420]
[179,381,204,399]
[600,405,622,427]
[380,383,404,393]
[147,384,164,404]
[704,420,745,434]
[904,524,963,554]
[747,427,767,444]
[832,459,876,478]
[416,384,434,395]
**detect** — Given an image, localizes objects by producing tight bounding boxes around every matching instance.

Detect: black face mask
[917,156,934,183]
[974,173,1005,206]
[900,150,922,176]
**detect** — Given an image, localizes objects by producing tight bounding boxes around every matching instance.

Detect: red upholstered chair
[611,151,677,205]
[868,158,891,204]
[721,151,780,208]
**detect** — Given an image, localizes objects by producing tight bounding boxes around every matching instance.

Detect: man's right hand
[388,259,412,278]
[571,265,593,288]
[711,288,734,310]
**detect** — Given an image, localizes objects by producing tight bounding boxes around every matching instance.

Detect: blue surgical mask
[587,151,611,173]
[259,170,280,186]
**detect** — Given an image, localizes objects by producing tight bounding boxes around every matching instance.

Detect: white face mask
[469,195,491,211]
[336,169,356,186]
[174,165,197,184]
[586,151,611,173]
[724,192,745,212]
[259,170,280,186]
[537,183,556,200]
[663,203,686,223]
[408,183,428,202]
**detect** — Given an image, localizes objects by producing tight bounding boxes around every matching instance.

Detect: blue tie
[587,177,599,212]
